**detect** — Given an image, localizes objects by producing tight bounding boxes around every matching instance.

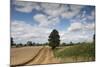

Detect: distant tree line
[11,29,95,49]
[61,34,95,46]
[11,37,49,48]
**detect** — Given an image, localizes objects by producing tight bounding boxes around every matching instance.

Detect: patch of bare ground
[11,46,43,66]
[25,46,60,65]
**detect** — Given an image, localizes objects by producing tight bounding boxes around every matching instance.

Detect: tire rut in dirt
[25,47,48,65]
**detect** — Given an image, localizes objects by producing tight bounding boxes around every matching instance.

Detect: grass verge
[53,43,95,62]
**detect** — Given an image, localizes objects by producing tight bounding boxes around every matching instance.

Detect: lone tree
[48,29,60,49]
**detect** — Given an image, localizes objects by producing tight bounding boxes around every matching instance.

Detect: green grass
[53,43,95,60]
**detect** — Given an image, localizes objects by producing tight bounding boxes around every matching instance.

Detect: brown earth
[11,46,60,66]
[25,46,60,65]
[11,46,43,66]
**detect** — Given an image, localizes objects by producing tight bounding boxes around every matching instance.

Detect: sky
[11,0,95,44]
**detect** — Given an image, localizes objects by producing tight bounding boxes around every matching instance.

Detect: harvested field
[11,46,43,66]
[11,46,60,66]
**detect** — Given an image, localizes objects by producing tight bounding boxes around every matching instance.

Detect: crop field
[11,46,43,66]
[53,43,95,63]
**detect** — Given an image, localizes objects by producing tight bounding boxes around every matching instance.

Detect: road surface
[25,46,60,65]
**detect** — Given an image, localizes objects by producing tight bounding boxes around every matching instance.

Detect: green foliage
[70,42,74,46]
[48,29,60,49]
[54,43,95,59]
[27,41,33,46]
[11,37,16,47]
[93,34,95,44]
[16,43,23,47]
[61,43,67,46]
[11,37,13,45]
[19,43,23,47]
[32,42,36,46]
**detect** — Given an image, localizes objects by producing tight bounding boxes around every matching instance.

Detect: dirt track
[25,46,60,65]
[11,46,60,66]
[11,46,43,66]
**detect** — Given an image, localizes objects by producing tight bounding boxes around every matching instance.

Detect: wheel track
[12,46,60,66]
[11,47,44,66]
[25,47,49,65]
[25,46,60,65]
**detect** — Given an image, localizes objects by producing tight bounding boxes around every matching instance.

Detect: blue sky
[11,0,95,44]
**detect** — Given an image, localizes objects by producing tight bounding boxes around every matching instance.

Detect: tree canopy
[48,29,60,49]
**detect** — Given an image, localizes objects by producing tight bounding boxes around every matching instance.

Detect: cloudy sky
[11,0,95,44]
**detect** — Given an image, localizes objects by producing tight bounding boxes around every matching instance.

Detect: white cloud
[11,20,52,44]
[87,10,95,20]
[60,22,95,43]
[40,3,67,18]
[33,14,60,27]
[13,1,83,19]
[15,5,34,13]
[12,1,95,44]
[13,1,41,13]
[85,22,95,30]
[68,22,83,31]
[76,10,95,22]
[40,3,60,10]
[61,32,93,43]
[40,3,83,19]
[68,22,95,32]
[33,14,47,24]
[61,5,83,19]
[11,20,94,44]
[31,3,84,28]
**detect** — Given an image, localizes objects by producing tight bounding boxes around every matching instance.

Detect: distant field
[53,43,95,63]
